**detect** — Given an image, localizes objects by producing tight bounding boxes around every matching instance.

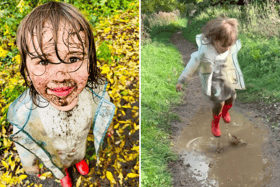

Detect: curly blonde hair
[202,16,238,47]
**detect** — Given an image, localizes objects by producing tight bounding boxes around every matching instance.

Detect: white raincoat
[178,34,245,96]
[7,83,115,179]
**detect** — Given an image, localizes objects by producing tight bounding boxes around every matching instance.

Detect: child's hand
[107,126,114,137]
[176,83,183,92]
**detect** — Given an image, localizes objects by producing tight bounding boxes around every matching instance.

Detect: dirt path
[169,32,280,187]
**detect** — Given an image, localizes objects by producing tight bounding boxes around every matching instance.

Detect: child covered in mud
[176,16,245,137]
[7,2,115,187]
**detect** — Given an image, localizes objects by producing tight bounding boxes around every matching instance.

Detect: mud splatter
[174,108,270,187]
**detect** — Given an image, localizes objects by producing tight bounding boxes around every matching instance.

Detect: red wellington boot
[60,168,72,187]
[75,159,89,175]
[222,103,233,123]
[212,113,222,137]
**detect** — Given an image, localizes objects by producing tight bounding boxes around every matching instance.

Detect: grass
[182,2,280,103]
[141,17,187,186]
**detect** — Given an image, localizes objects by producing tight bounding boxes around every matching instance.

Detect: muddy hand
[37,167,42,177]
[107,126,114,137]
[176,83,183,92]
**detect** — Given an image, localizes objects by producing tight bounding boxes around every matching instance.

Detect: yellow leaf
[126,173,139,178]
[134,123,139,131]
[119,75,127,85]
[114,123,120,129]
[16,167,25,175]
[3,138,7,147]
[39,176,46,180]
[19,175,28,180]
[104,27,111,33]
[106,171,116,186]
[118,157,126,163]
[2,125,6,135]
[101,66,110,74]
[120,140,125,148]
[3,138,12,148]
[41,172,52,178]
[122,124,130,130]
[76,176,82,187]
[132,106,138,110]
[118,120,132,124]
[122,104,131,108]
[10,161,15,171]
[131,146,139,151]
[15,155,21,162]
[1,160,9,169]
[39,163,43,169]
[118,172,123,186]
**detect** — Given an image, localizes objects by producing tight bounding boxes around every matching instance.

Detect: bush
[141,0,186,14]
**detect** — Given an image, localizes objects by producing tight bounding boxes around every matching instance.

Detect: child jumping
[7,2,115,187]
[176,16,245,137]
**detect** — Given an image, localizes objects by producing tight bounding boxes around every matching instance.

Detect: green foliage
[237,35,280,102]
[142,12,187,38]
[97,41,113,64]
[141,0,186,14]
[141,18,188,186]
[71,0,133,25]
[177,0,196,3]
[141,42,180,186]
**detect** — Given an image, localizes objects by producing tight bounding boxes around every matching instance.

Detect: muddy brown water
[173,105,271,187]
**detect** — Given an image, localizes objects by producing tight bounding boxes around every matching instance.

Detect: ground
[169,32,280,187]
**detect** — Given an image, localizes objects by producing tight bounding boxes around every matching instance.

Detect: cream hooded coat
[8,83,115,179]
[178,34,245,96]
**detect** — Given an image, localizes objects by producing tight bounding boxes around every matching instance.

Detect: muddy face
[26,22,89,110]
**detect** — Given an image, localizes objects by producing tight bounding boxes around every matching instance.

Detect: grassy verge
[141,16,187,186]
[182,2,280,103]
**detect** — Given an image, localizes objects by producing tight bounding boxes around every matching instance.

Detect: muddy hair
[202,16,238,47]
[16,1,105,107]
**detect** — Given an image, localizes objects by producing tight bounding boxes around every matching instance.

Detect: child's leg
[211,101,224,137]
[60,168,73,187]
[13,126,39,175]
[222,93,237,123]
[14,142,39,175]
[225,93,236,105]
[212,101,225,116]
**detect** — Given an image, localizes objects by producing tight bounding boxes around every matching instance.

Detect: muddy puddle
[173,106,271,187]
